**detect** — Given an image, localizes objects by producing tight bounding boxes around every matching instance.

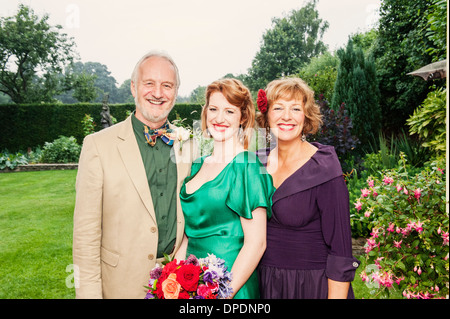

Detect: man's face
[131,56,177,128]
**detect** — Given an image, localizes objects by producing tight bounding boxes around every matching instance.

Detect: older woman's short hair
[256,77,322,135]
[201,78,255,149]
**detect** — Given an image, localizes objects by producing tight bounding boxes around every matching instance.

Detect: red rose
[176,264,201,292]
[257,89,268,113]
[178,290,191,299]
[161,260,179,276]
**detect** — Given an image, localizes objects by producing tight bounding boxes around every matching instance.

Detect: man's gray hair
[131,50,180,89]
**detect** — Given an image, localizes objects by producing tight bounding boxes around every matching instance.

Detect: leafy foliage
[297,52,338,101]
[81,114,96,137]
[425,0,447,61]
[331,40,381,148]
[40,136,81,163]
[246,0,328,91]
[356,155,448,299]
[311,102,359,160]
[372,0,436,131]
[72,72,98,103]
[0,151,28,170]
[0,4,76,103]
[407,87,446,158]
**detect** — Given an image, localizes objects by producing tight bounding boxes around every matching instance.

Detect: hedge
[0,103,202,152]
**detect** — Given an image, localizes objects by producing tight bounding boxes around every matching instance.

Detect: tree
[189,85,206,104]
[425,0,447,61]
[116,79,134,103]
[72,72,98,102]
[246,0,328,91]
[68,61,119,103]
[0,4,76,103]
[372,0,437,132]
[332,40,381,149]
[297,52,339,101]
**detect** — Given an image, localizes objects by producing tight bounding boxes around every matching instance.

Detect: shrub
[407,87,446,158]
[0,151,28,170]
[40,136,81,163]
[356,154,448,299]
[81,114,96,137]
[311,102,359,161]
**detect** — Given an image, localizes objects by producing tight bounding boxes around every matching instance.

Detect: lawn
[0,169,400,299]
[0,170,77,299]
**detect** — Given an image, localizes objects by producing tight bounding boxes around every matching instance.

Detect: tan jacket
[73,116,197,299]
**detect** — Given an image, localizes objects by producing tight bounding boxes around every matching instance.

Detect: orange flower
[161,273,181,299]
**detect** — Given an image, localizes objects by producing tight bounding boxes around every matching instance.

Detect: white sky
[1,0,381,96]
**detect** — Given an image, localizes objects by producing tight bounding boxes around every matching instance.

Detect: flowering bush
[356,154,448,299]
[145,254,233,299]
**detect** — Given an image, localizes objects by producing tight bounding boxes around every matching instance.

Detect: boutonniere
[175,126,193,151]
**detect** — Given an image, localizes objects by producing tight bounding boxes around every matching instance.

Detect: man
[73,51,198,298]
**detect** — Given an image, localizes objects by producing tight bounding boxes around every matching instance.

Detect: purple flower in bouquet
[185,254,199,266]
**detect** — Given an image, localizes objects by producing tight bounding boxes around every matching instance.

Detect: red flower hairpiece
[256,89,268,113]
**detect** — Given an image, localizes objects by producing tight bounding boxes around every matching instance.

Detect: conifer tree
[331,40,381,148]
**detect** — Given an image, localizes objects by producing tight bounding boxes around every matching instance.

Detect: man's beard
[135,97,175,123]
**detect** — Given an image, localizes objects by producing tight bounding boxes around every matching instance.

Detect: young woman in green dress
[175,78,274,299]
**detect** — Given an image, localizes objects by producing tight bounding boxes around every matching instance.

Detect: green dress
[180,151,274,299]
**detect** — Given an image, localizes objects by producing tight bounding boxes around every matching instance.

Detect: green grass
[0,170,77,299]
[0,170,401,299]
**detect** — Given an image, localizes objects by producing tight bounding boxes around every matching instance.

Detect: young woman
[256,78,360,299]
[176,78,274,299]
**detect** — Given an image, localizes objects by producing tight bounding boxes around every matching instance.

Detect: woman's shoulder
[234,150,265,167]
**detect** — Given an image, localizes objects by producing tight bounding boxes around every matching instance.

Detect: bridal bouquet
[145,253,233,299]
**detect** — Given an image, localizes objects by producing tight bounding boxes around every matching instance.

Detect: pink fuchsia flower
[395,276,404,285]
[381,272,394,288]
[383,176,394,185]
[393,240,402,248]
[354,201,362,211]
[403,290,411,299]
[372,189,378,198]
[367,179,374,187]
[442,231,449,246]
[387,223,395,233]
[361,188,371,197]
[401,227,411,237]
[364,210,371,218]
[403,187,408,195]
[417,267,422,275]
[371,227,380,238]
[414,188,422,200]
[437,167,444,174]
[396,184,402,192]
[374,257,384,266]
[414,221,424,233]
[360,271,368,282]
[367,238,377,247]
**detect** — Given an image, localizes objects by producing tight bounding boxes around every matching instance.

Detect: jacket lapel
[117,116,157,223]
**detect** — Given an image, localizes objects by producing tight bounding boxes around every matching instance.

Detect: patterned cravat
[144,122,174,147]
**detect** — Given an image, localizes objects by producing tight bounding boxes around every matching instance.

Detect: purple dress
[257,142,360,299]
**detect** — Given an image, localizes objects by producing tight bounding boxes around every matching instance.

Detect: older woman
[176,78,274,299]
[256,78,360,299]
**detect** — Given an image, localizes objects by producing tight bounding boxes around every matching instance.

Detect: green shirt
[131,113,178,258]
